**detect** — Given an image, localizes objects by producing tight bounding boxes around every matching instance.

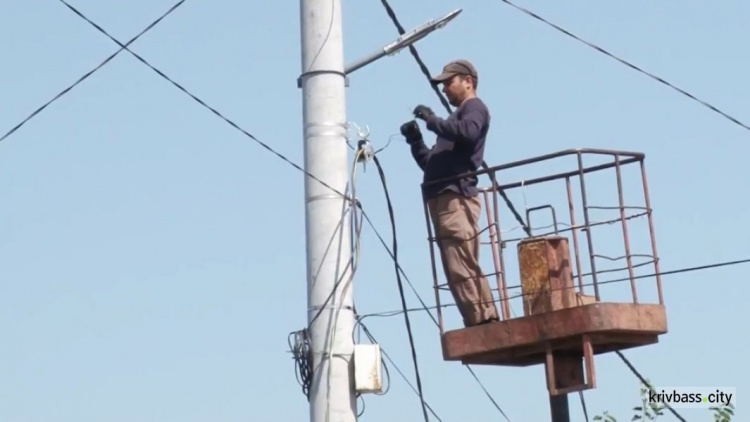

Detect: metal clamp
[297,69,349,88]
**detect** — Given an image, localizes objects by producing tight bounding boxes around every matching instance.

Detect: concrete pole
[299,0,356,422]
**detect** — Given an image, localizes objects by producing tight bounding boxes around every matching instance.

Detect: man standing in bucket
[400,59,500,327]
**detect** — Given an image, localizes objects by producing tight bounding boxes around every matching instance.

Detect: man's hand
[400,120,422,144]
[413,105,434,121]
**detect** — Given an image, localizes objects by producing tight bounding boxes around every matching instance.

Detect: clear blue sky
[1,1,748,421]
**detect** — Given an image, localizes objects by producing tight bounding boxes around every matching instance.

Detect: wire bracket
[348,121,375,169]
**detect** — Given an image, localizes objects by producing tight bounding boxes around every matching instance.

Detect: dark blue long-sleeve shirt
[410,97,491,200]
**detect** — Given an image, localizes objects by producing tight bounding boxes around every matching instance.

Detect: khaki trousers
[427,191,499,327]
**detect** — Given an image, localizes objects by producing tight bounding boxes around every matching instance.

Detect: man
[400,59,499,327]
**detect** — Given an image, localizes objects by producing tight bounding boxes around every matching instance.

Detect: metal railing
[421,148,664,334]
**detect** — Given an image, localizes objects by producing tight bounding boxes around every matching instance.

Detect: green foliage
[592,381,734,422]
[710,403,735,422]
[630,380,664,420]
[593,410,617,422]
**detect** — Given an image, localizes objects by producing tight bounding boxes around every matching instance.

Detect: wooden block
[518,236,576,316]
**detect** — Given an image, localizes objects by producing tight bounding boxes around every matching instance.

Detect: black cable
[359,209,512,421]
[360,210,437,324]
[372,154,430,422]
[498,0,750,133]
[616,351,686,422]
[306,201,364,330]
[358,241,745,422]
[351,317,394,399]
[377,0,451,113]
[358,321,444,422]
[388,5,737,420]
[57,0,349,201]
[502,257,750,297]
[378,353,392,396]
[464,366,512,421]
[0,0,187,144]
[378,0,531,237]
[357,254,740,420]
[356,394,365,417]
[305,0,336,75]
[289,330,313,401]
[579,391,589,422]
[589,258,750,286]
[371,15,525,422]
[360,256,750,318]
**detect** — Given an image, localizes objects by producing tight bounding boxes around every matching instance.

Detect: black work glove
[400,120,422,144]
[413,105,434,121]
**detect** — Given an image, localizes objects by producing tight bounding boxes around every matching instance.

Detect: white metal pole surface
[299,0,355,421]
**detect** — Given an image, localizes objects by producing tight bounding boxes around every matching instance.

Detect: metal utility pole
[299,0,355,422]
[550,394,570,422]
[296,3,461,420]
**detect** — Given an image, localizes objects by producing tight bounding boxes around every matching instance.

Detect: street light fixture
[345,9,462,75]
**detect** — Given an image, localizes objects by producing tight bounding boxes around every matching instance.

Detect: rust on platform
[441,302,667,366]
[518,236,577,316]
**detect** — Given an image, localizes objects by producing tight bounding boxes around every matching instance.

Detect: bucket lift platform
[421,149,668,395]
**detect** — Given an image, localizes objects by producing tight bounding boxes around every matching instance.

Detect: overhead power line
[616,351,686,422]
[57,0,348,200]
[378,0,532,237]
[503,257,750,296]
[356,321,445,422]
[359,257,750,318]
[377,0,452,114]
[372,155,430,422]
[51,4,505,419]
[358,210,512,422]
[0,0,187,144]
[498,0,750,133]
[359,245,744,422]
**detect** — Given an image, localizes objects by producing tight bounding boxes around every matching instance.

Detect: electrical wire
[378,0,531,238]
[358,257,750,318]
[355,320,445,422]
[374,1,526,416]
[616,351,686,422]
[305,0,337,73]
[360,209,438,324]
[497,0,750,133]
[377,0,451,113]
[356,394,365,418]
[289,329,313,400]
[350,285,393,420]
[0,0,187,144]
[306,204,361,330]
[358,208,512,421]
[290,203,359,405]
[322,147,365,422]
[48,4,698,421]
[56,6,369,418]
[503,257,750,298]
[357,220,746,422]
[57,0,349,201]
[371,154,431,422]
[351,318,393,398]
[579,391,589,422]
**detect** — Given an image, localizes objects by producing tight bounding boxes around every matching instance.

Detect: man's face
[441,75,471,107]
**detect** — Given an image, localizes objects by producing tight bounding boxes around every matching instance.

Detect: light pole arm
[344,9,462,75]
